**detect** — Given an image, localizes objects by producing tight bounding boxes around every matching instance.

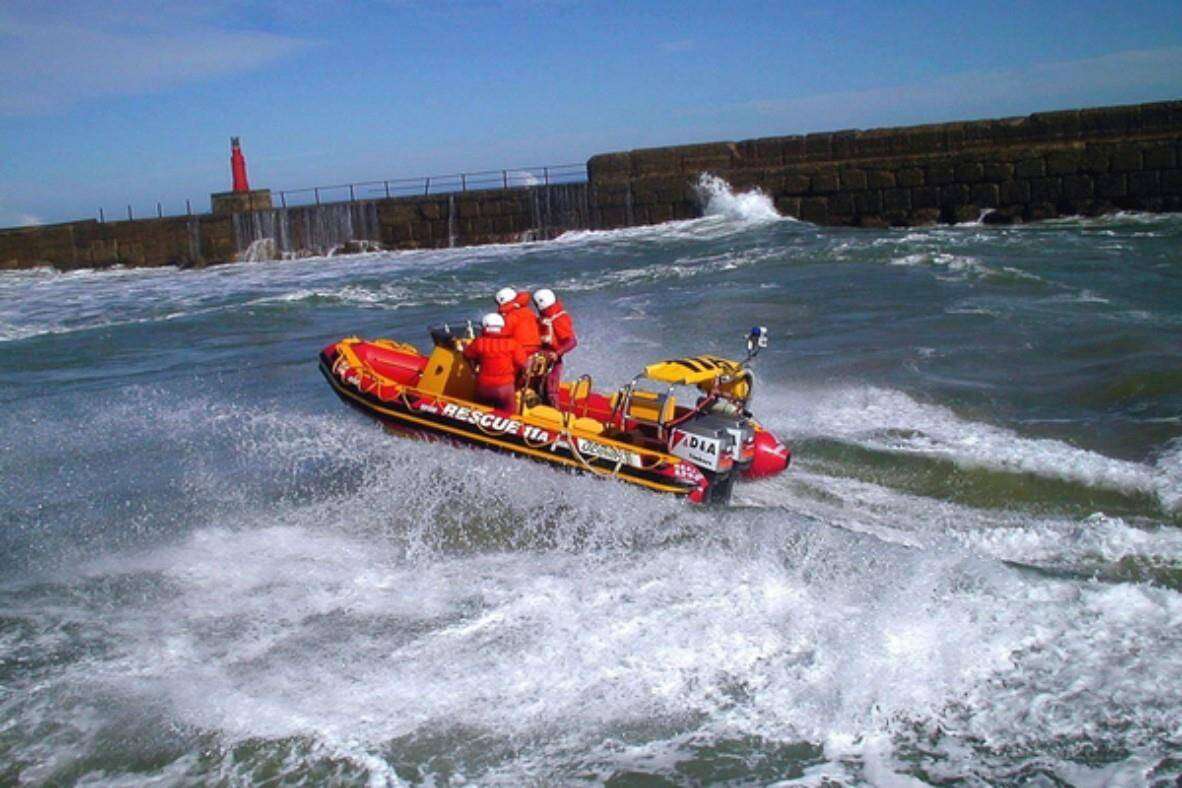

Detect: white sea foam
[694,173,782,222]
[760,384,1181,513]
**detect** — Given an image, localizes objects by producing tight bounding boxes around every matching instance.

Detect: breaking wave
[694,172,782,222]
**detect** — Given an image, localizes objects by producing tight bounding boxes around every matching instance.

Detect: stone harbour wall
[2,100,1181,271]
[0,215,237,271]
[587,100,1182,227]
[0,183,591,270]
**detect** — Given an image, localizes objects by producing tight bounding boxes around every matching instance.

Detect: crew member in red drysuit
[463,312,529,412]
[533,288,578,407]
[494,287,541,353]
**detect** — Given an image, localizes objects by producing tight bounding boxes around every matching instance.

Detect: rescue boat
[318,325,790,504]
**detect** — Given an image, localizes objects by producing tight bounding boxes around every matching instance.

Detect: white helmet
[533,288,557,310]
[481,312,505,333]
[494,287,517,306]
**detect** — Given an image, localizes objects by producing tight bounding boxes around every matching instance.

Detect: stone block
[999,180,1031,204]
[587,152,631,181]
[1029,177,1063,203]
[971,183,1000,207]
[775,196,802,217]
[682,155,733,174]
[831,130,857,159]
[1028,109,1082,140]
[858,215,891,228]
[457,200,482,219]
[852,129,894,157]
[941,183,971,207]
[1081,146,1111,174]
[648,204,674,223]
[630,147,681,176]
[1128,171,1161,197]
[1140,101,1177,131]
[895,168,922,187]
[1045,149,1081,175]
[811,169,840,193]
[1062,174,1094,201]
[780,173,811,194]
[1142,144,1176,170]
[853,191,883,214]
[1162,169,1182,196]
[908,208,942,226]
[737,137,784,166]
[839,168,867,190]
[994,116,1028,143]
[598,207,628,227]
[211,189,272,215]
[908,126,945,154]
[943,122,966,149]
[1026,203,1060,222]
[926,163,955,185]
[866,169,897,188]
[805,133,832,160]
[829,192,855,216]
[1080,105,1138,136]
[781,136,806,162]
[1095,173,1127,198]
[1015,158,1045,178]
[953,205,982,223]
[954,162,984,183]
[799,197,829,223]
[911,187,941,209]
[1111,144,1143,172]
[983,162,1014,182]
[882,188,912,211]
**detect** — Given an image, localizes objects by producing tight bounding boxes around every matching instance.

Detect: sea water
[1,178,1180,784]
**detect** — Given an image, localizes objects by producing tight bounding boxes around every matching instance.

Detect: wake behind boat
[318,326,790,504]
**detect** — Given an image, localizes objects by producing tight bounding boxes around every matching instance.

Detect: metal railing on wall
[96,162,587,222]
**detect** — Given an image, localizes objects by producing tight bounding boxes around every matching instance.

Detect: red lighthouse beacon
[230,137,251,192]
[211,137,271,214]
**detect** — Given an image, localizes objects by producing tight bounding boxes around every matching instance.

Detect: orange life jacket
[498,298,541,352]
[462,333,529,387]
[540,300,577,356]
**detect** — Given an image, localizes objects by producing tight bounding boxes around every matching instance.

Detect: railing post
[544,167,549,185]
[281,191,287,208]
[384,180,391,199]
[349,184,355,203]
[461,174,466,192]
[314,187,320,206]
[503,170,508,188]
[186,199,192,216]
[127,205,133,221]
[424,177,430,195]
[157,202,162,218]
[99,208,105,223]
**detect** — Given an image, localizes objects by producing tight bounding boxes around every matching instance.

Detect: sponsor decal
[575,438,641,467]
[669,428,725,470]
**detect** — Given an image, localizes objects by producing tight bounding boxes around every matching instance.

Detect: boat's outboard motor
[667,412,756,504]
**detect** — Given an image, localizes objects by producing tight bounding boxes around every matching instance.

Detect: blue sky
[2,0,1180,226]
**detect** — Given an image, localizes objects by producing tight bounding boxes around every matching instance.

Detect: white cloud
[0,7,310,115]
[743,47,1182,131]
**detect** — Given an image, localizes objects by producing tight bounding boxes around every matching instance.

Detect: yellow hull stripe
[327,374,691,496]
